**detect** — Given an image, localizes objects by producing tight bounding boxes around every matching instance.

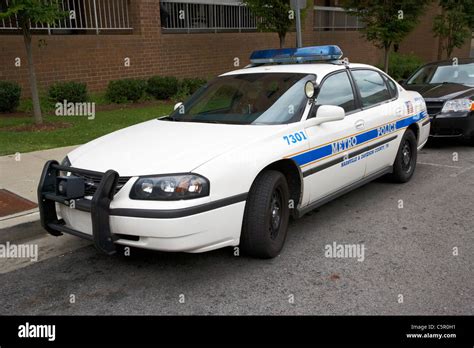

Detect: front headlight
[441,99,473,113]
[130,174,210,200]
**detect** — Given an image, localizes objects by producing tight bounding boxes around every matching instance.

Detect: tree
[341,0,430,72]
[245,0,307,48]
[433,0,474,60]
[0,1,66,125]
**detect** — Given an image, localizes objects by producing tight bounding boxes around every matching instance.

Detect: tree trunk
[279,33,285,48]
[446,18,454,59]
[446,46,453,59]
[437,37,444,60]
[23,29,42,125]
[383,45,390,73]
[446,35,453,59]
[437,7,445,61]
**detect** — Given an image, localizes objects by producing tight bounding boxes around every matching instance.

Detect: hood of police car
[68,119,285,176]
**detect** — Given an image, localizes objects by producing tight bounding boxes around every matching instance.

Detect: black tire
[389,129,418,183]
[240,170,290,259]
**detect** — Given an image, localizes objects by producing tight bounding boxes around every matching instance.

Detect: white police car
[38,45,430,258]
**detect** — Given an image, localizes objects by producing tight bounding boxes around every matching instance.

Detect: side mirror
[174,102,183,111]
[305,105,345,128]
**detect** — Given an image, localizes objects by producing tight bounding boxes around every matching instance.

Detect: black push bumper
[37,160,119,255]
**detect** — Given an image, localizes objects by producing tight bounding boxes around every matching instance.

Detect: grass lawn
[0,103,174,156]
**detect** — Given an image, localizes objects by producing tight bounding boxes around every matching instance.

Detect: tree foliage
[341,0,430,72]
[0,0,67,124]
[245,0,309,48]
[1,1,62,25]
[433,0,474,59]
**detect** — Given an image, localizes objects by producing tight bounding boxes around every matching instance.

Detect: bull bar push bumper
[37,160,119,255]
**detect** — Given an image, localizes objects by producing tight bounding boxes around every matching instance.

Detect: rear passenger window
[384,76,398,98]
[351,70,392,107]
[316,71,356,113]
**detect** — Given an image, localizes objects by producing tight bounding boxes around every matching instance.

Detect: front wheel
[389,129,418,183]
[240,170,290,259]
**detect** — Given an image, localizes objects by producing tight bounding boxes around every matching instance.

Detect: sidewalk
[0,146,77,229]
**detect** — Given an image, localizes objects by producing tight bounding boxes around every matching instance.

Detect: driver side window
[316,71,357,113]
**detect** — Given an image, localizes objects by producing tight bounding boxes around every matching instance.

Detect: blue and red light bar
[249,45,343,65]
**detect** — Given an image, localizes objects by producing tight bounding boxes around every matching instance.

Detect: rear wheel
[389,129,418,183]
[240,170,290,259]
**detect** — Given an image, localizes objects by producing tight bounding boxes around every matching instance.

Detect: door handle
[355,119,365,130]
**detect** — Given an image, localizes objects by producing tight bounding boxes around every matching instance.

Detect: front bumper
[38,161,245,254]
[430,112,474,138]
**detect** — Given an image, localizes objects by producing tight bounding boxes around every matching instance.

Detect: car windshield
[166,73,314,125]
[407,62,474,86]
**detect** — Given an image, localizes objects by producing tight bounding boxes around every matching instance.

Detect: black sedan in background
[402,59,474,145]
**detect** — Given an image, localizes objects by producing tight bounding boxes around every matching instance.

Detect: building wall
[0,0,307,96]
[398,3,471,63]
[309,31,383,66]
[0,0,470,97]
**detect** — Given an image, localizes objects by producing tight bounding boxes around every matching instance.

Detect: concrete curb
[0,220,46,244]
[0,208,40,230]
[0,209,44,243]
[0,145,77,234]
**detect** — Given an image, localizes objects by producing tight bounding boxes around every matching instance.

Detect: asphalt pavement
[0,139,473,315]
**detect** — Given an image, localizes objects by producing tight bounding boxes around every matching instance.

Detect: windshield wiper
[160,116,181,121]
[188,119,221,124]
[437,82,466,86]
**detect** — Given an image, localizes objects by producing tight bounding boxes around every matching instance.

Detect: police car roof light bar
[249,45,343,65]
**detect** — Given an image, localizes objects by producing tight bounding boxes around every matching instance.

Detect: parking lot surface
[0,140,473,315]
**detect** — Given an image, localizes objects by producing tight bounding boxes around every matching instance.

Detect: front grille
[75,173,131,196]
[426,101,445,116]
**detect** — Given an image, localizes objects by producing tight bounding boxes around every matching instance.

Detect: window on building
[0,0,132,35]
[313,6,364,31]
[160,1,258,33]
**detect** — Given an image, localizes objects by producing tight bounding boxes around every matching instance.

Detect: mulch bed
[0,111,31,118]
[0,189,37,218]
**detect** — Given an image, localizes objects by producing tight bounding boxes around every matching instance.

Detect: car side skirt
[295,166,393,219]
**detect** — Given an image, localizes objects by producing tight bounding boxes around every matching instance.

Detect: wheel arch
[254,159,303,217]
[407,123,420,142]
